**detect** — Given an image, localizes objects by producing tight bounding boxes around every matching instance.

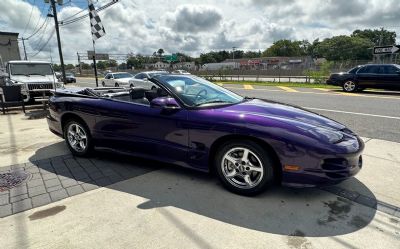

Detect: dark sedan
[327,64,400,92]
[64,73,76,83]
[47,75,363,195]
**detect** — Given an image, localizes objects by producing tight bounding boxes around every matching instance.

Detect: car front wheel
[64,120,92,157]
[215,140,275,196]
[102,81,105,87]
[342,80,358,92]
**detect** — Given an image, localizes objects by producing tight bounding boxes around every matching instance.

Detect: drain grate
[0,171,32,192]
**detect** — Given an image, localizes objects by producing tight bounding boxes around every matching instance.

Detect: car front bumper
[281,136,364,188]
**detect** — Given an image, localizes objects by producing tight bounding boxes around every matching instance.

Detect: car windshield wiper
[30,73,46,76]
[195,100,232,106]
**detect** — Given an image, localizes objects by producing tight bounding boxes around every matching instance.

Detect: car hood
[10,75,56,83]
[216,99,346,131]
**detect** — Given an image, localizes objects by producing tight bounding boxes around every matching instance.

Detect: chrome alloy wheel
[343,81,356,92]
[67,123,88,152]
[221,147,264,189]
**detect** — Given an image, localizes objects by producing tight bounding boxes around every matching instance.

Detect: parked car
[47,75,364,195]
[101,72,134,87]
[129,71,169,90]
[64,73,76,83]
[327,64,400,92]
[172,70,191,75]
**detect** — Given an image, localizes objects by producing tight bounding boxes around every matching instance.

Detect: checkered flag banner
[88,0,106,41]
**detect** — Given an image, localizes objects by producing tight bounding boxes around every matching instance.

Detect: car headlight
[309,127,344,144]
[56,82,64,88]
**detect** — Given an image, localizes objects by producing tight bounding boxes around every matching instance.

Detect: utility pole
[47,0,66,84]
[232,47,236,60]
[77,52,82,76]
[21,38,28,60]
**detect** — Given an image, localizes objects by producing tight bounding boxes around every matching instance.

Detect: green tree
[352,28,396,46]
[127,55,146,69]
[262,40,307,57]
[52,64,61,71]
[314,35,374,61]
[96,61,107,70]
[81,62,91,70]
[65,64,75,70]
[157,48,165,57]
[107,59,118,67]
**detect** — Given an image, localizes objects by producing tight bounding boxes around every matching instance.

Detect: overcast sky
[1,0,399,64]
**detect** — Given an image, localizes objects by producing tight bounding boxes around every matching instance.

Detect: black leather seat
[144,88,169,102]
[130,87,150,105]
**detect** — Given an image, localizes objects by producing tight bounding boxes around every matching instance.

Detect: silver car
[129,71,169,90]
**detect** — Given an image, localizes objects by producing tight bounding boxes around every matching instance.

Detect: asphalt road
[72,78,400,143]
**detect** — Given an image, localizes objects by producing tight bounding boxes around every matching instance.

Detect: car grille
[28,83,54,90]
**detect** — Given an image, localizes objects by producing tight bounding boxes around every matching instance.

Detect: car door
[93,96,189,165]
[105,74,115,86]
[131,73,146,88]
[382,65,400,89]
[356,65,379,88]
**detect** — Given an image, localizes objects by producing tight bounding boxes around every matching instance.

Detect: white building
[153,61,170,69]
[172,62,195,70]
[201,62,240,71]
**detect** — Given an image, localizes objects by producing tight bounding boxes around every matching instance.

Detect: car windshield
[114,73,133,79]
[157,75,244,107]
[10,63,53,76]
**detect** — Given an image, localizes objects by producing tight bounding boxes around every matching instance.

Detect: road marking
[277,86,298,92]
[304,107,400,120]
[223,86,400,100]
[244,84,254,90]
[338,92,359,96]
[313,88,331,92]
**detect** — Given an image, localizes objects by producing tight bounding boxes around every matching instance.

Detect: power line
[21,0,36,36]
[30,28,56,58]
[59,0,119,26]
[25,7,51,39]
[31,18,51,51]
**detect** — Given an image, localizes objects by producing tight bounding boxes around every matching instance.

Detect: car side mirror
[150,97,181,111]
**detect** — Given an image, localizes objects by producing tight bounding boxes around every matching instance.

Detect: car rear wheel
[115,83,119,87]
[342,80,358,92]
[64,120,92,157]
[102,81,105,87]
[215,140,275,196]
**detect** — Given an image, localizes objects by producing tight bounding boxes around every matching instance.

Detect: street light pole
[49,0,66,84]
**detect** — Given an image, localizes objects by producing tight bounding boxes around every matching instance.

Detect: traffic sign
[164,54,178,63]
[373,45,400,55]
[87,51,109,60]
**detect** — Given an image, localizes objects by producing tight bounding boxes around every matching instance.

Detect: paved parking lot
[0,80,399,248]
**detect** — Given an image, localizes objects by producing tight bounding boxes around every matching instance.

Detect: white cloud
[0,0,399,64]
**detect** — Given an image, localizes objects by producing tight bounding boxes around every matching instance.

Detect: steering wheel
[195,89,208,100]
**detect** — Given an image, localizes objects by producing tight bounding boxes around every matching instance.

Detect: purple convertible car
[47,75,364,195]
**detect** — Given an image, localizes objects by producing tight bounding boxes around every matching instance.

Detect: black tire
[215,140,275,196]
[102,81,105,87]
[63,120,93,157]
[115,83,119,87]
[130,84,134,88]
[342,80,358,93]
